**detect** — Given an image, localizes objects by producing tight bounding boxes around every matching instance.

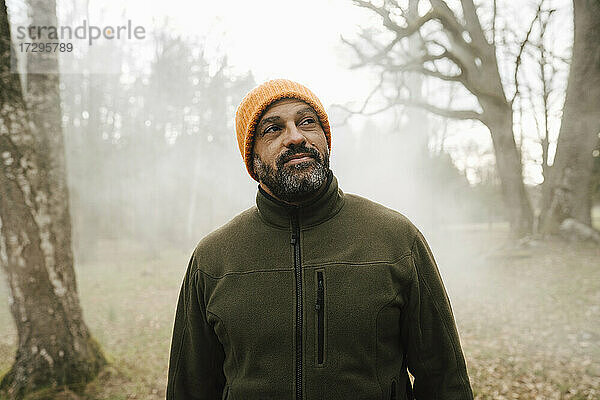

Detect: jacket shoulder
[190,206,259,272]
[342,193,420,252]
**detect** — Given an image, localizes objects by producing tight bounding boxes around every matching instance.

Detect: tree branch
[353,0,437,39]
[382,56,464,83]
[492,0,497,46]
[460,0,491,53]
[396,98,484,121]
[344,0,507,125]
[329,71,392,125]
[511,0,545,104]
[429,0,478,59]
[343,32,402,68]
[428,40,470,71]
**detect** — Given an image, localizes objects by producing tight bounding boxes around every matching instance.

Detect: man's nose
[281,121,306,147]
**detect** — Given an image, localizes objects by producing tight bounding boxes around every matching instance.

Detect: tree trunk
[483,100,534,237]
[0,0,106,397]
[474,15,535,238]
[539,0,600,234]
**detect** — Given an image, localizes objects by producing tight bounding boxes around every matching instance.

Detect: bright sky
[59,0,382,107]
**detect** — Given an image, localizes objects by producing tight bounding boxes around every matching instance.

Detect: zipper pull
[290,212,299,245]
[316,272,324,311]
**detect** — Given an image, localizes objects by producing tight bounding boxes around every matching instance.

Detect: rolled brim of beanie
[235,79,331,182]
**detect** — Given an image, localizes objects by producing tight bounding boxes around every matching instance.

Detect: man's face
[252,98,330,203]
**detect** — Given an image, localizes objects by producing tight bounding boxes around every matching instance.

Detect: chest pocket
[312,263,405,372]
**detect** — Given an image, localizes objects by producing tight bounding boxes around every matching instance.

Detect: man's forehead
[260,98,317,120]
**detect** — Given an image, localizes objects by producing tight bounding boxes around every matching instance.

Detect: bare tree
[0,0,106,397]
[533,9,557,184]
[510,3,572,200]
[539,0,600,234]
[345,0,534,236]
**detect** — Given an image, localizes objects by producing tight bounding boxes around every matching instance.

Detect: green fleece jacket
[166,170,473,400]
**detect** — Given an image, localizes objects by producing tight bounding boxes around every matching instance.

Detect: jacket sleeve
[166,251,226,400]
[400,230,474,400]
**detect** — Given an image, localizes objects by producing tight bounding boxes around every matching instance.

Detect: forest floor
[437,224,599,400]
[0,224,598,400]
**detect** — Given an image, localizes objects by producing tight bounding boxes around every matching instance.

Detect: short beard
[253,145,330,204]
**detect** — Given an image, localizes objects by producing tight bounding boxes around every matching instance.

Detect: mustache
[276,146,322,168]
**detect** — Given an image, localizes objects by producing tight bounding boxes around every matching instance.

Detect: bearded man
[166,79,474,400]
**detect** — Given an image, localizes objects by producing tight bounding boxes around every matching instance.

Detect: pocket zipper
[316,271,324,365]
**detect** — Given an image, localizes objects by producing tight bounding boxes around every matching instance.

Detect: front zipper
[290,211,302,400]
[316,270,324,365]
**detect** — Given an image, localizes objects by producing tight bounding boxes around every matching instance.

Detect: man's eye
[264,125,280,134]
[300,118,316,125]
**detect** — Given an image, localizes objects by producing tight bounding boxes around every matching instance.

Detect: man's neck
[259,176,330,206]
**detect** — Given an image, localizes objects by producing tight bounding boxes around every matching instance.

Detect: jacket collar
[255,169,345,229]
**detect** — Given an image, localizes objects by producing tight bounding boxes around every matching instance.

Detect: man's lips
[284,153,314,165]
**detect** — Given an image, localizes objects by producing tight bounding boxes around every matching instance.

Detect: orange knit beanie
[235,79,332,182]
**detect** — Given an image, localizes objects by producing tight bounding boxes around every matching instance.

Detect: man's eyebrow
[297,107,318,117]
[257,115,282,131]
